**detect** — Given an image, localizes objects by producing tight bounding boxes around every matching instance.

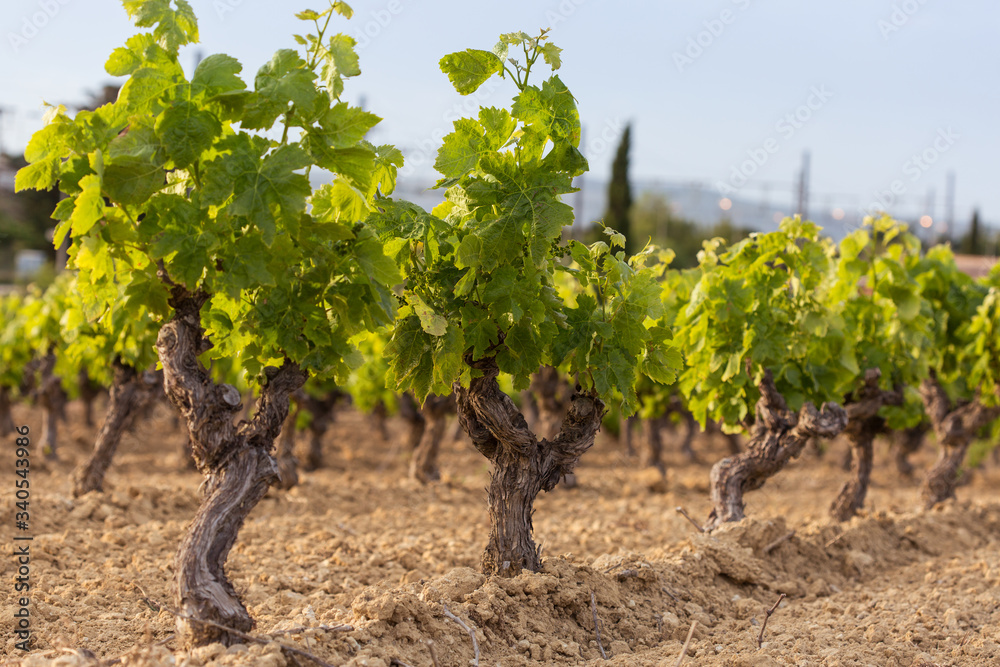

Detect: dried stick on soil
[270,624,353,637]
[101,634,176,666]
[389,660,416,667]
[152,601,337,667]
[675,506,705,533]
[675,620,698,667]
[762,530,796,554]
[824,532,846,549]
[443,604,480,667]
[425,640,441,667]
[591,591,607,660]
[756,593,787,649]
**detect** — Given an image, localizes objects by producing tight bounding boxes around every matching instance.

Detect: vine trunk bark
[399,391,426,452]
[620,414,638,457]
[919,374,1000,509]
[706,369,848,531]
[893,422,928,476]
[299,391,343,472]
[409,394,455,483]
[71,360,162,497]
[530,366,568,440]
[372,400,389,442]
[830,368,903,522]
[77,368,103,428]
[36,351,65,460]
[644,416,668,474]
[0,387,13,434]
[157,287,306,648]
[455,355,605,576]
[274,396,301,490]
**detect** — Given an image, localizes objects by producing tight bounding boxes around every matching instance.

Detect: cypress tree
[961,209,983,255]
[605,124,634,254]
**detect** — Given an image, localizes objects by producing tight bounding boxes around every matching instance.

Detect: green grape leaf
[435,118,486,178]
[439,49,502,95]
[156,100,222,168]
[14,157,60,192]
[192,53,246,98]
[227,142,312,244]
[70,175,105,237]
[321,34,361,99]
[540,42,562,70]
[407,292,447,336]
[122,0,199,53]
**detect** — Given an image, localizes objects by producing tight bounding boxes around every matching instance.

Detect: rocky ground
[2,398,999,666]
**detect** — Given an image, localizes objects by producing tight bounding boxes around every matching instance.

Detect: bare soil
[2,399,999,666]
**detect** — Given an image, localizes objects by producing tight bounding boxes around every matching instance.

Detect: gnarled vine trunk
[36,351,65,460]
[274,397,301,490]
[519,388,539,431]
[919,374,1000,509]
[77,368,103,428]
[644,416,668,474]
[455,356,605,576]
[706,369,848,531]
[398,391,426,452]
[157,288,306,648]
[0,387,13,434]
[372,400,390,442]
[71,360,162,497]
[178,422,197,470]
[893,422,928,476]
[299,390,343,472]
[409,394,455,483]
[620,413,638,457]
[649,396,698,465]
[830,368,903,521]
[530,366,569,440]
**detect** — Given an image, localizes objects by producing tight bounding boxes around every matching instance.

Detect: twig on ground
[824,531,846,549]
[602,559,624,574]
[101,634,176,667]
[425,640,441,667]
[590,591,607,660]
[661,585,681,604]
[270,624,353,637]
[150,600,336,667]
[675,507,705,533]
[756,593,787,649]
[762,530,796,554]
[443,604,480,667]
[675,620,698,667]
[389,660,415,667]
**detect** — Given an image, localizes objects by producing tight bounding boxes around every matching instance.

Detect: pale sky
[2,0,997,232]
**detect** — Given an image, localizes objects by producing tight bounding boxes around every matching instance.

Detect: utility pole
[943,170,955,240]
[0,107,8,156]
[795,151,810,219]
